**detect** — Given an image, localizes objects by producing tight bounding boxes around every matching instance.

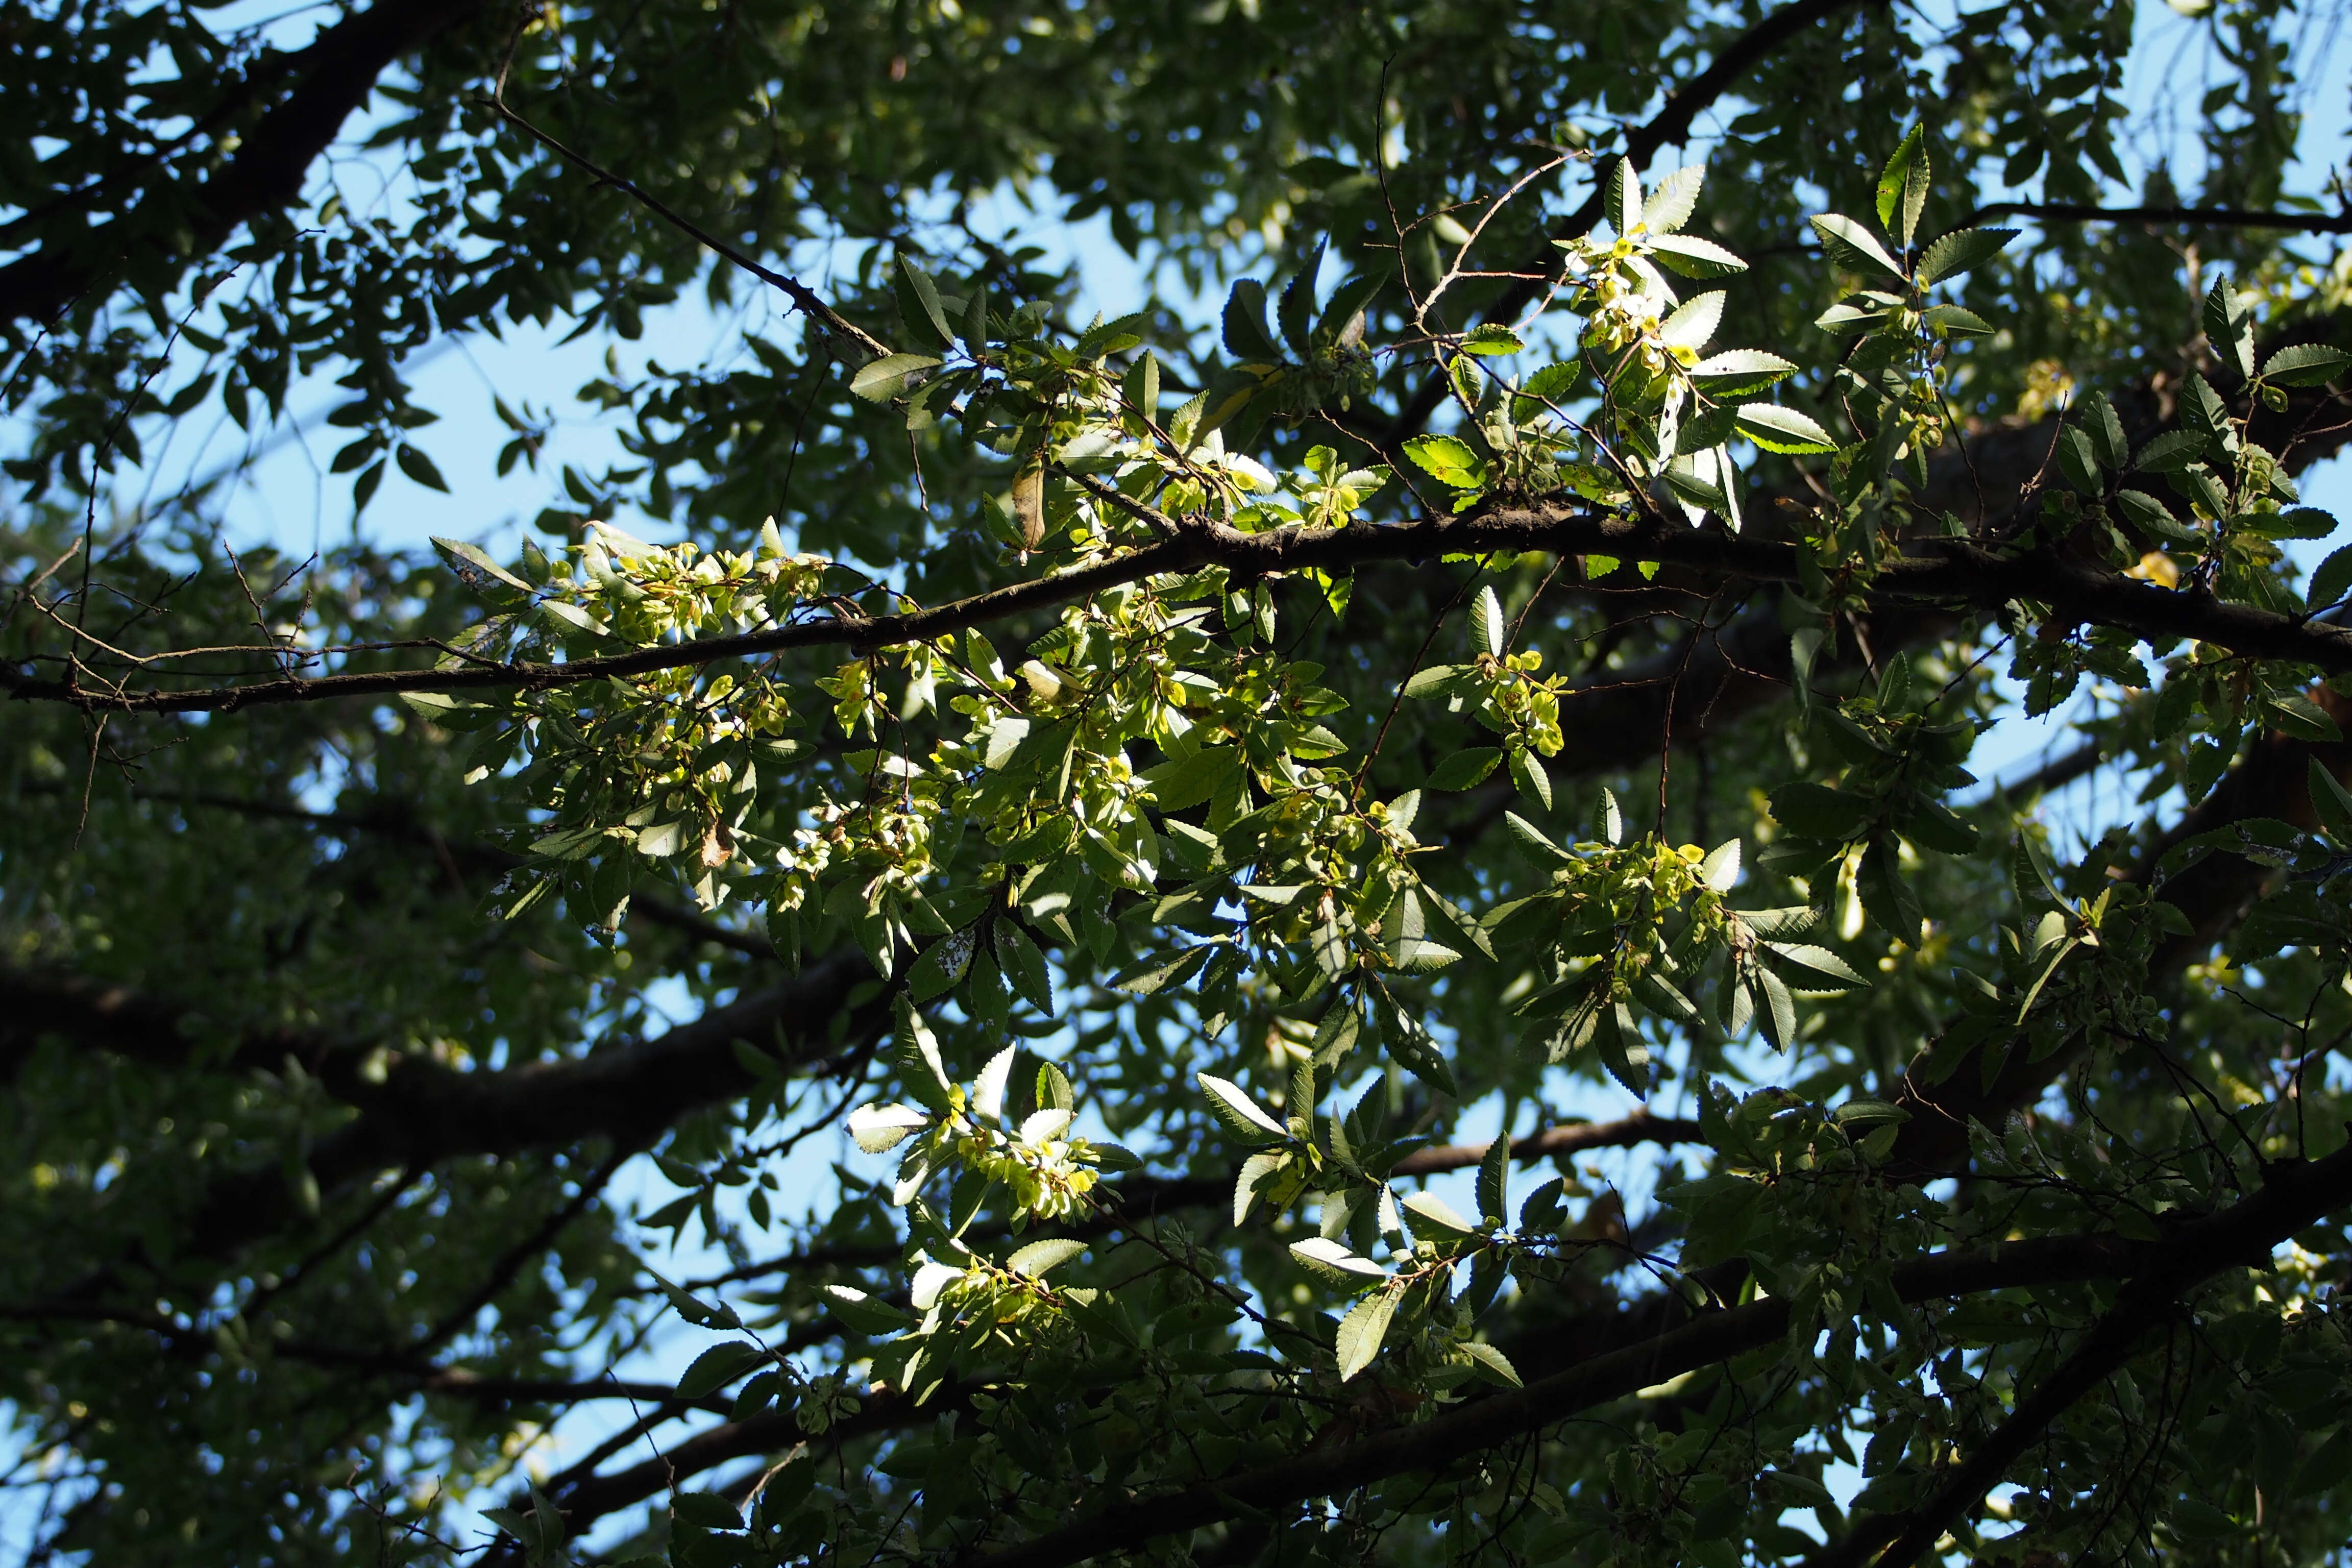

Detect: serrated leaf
[1646,232,1749,278]
[1463,1339,1523,1387]
[1762,941,1869,987]
[1810,213,1906,280]
[1006,1238,1088,1278]
[1754,965,1798,1049]
[846,1102,930,1154]
[676,1341,767,1400]
[431,536,531,593]
[1222,278,1285,362]
[1425,747,1502,792]
[1197,1072,1289,1141]
[1916,228,2015,285]
[972,1046,1017,1121]
[1402,1189,1477,1234]
[2262,343,2352,387]
[1112,945,1211,995]
[1689,349,1796,396]
[1335,1287,1399,1381]
[1640,165,1705,234]
[2313,759,2352,843]
[850,353,943,402]
[1402,434,1486,489]
[1471,584,1505,657]
[1510,748,1553,811]
[1460,324,1524,357]
[1019,1107,1073,1143]
[1234,1149,1288,1222]
[1701,839,1742,891]
[994,922,1054,1014]
[821,1284,911,1335]
[1506,812,1577,865]
[1477,1134,1510,1224]
[1736,403,1839,455]
[1659,291,1724,351]
[1594,787,1623,846]
[1875,125,1929,247]
[1290,1236,1389,1283]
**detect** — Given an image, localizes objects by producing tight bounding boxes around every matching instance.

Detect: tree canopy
[7,0,2352,1563]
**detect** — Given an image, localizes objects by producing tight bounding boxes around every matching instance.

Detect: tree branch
[18,502,2352,716]
[0,0,489,327]
[956,1144,2352,1568]
[1966,201,2352,236]
[1808,1149,2352,1567]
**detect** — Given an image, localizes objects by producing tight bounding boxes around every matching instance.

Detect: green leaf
[1506,812,1577,866]
[1464,1339,1523,1387]
[1592,787,1622,846]
[431,536,531,593]
[1688,349,1796,397]
[994,922,1054,1015]
[822,1285,913,1335]
[395,445,450,493]
[1640,165,1705,234]
[1700,839,1741,891]
[674,1493,745,1531]
[1425,747,1502,792]
[2292,1427,2352,1497]
[846,1102,929,1153]
[1736,403,1839,455]
[645,1268,742,1329]
[1763,941,1869,987]
[1289,1237,1387,1284]
[1335,1287,1398,1381]
[1402,1189,1477,1234]
[2307,759,2352,842]
[1509,747,1553,811]
[1112,945,1212,995]
[1809,213,1906,280]
[675,1341,767,1400]
[896,255,955,347]
[1645,232,1749,278]
[1141,746,1240,811]
[1915,227,2015,285]
[1402,434,1487,490]
[1222,278,1285,362]
[2261,343,2352,387]
[1476,1134,1510,1224]
[1874,125,1929,248]
[1471,584,1505,657]
[1196,1071,1289,1141]
[851,353,943,402]
[2309,545,2352,609]
[1919,304,1994,337]
[2269,692,2342,742]
[1007,1238,1088,1278]
[1460,324,1523,356]
[2114,488,2198,544]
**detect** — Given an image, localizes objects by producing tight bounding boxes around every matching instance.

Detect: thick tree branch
[955,1144,2352,1568]
[0,0,488,327]
[1809,1148,2352,1567]
[1966,201,2352,236]
[17,502,2352,716]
